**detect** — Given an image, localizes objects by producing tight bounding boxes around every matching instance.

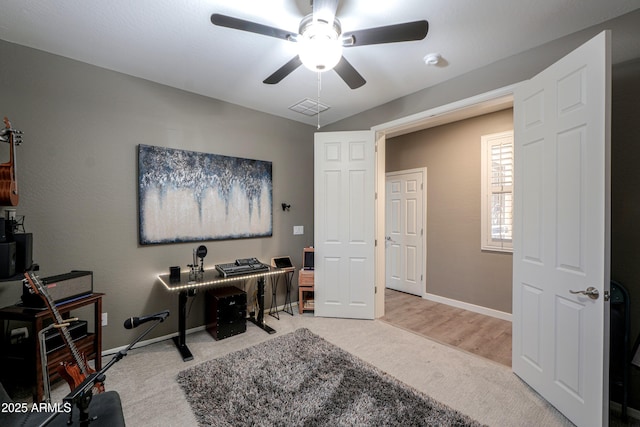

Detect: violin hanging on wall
[0,117,23,206]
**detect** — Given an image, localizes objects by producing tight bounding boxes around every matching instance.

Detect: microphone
[124,310,170,329]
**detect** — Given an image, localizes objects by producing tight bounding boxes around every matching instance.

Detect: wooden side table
[0,293,103,402]
[298,270,314,314]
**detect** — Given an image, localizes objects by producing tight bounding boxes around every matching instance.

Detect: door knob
[569,287,599,300]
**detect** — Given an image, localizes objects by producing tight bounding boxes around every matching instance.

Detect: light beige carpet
[50,312,573,426]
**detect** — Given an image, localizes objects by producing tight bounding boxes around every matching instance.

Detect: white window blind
[481,130,513,252]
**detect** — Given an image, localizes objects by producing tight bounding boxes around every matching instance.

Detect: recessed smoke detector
[289,98,330,117]
[423,53,442,66]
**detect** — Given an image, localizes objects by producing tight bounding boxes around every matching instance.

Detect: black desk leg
[282,271,294,316]
[269,275,279,320]
[248,277,276,334]
[172,290,194,361]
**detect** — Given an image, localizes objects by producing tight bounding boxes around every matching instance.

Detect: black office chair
[0,381,125,427]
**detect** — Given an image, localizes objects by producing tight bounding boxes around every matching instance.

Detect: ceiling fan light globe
[299,36,343,72]
[298,19,343,72]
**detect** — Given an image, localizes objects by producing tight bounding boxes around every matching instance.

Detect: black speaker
[206,286,246,340]
[169,266,181,283]
[13,233,32,273]
[0,241,16,278]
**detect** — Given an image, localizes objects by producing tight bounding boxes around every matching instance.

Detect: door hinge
[604,290,610,302]
[421,228,424,236]
[375,239,377,247]
[375,286,377,294]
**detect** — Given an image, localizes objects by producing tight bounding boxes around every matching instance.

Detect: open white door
[314,130,376,319]
[513,31,611,427]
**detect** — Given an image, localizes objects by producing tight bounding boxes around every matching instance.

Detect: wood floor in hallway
[381,288,512,367]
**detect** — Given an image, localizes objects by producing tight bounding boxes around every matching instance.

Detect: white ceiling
[1,0,638,127]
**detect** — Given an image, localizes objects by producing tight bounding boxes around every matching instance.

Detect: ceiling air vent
[289,98,330,117]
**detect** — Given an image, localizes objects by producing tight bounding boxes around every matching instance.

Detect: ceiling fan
[211,0,428,89]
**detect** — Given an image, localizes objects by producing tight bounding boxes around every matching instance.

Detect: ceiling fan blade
[334,56,366,89]
[211,14,295,41]
[343,20,428,47]
[312,0,339,24]
[263,56,303,85]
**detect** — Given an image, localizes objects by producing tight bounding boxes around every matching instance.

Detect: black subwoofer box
[206,286,246,340]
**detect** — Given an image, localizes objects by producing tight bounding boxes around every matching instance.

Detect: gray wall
[0,39,316,350]
[387,109,513,313]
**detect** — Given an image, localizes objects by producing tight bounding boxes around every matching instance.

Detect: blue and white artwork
[138,144,272,245]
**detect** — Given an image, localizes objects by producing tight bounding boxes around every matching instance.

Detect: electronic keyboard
[216,258,269,277]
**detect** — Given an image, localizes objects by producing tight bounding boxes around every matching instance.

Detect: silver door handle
[569,287,599,300]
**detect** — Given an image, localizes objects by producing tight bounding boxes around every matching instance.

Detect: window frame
[480,130,514,253]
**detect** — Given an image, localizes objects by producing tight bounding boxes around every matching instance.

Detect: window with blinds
[480,130,513,252]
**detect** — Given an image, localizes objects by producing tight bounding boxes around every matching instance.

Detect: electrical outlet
[102,312,108,326]
[293,225,304,235]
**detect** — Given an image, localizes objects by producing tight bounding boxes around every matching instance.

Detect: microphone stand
[41,313,168,427]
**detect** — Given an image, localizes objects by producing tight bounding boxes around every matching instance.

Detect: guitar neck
[9,131,17,188]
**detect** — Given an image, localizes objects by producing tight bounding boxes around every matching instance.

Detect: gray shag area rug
[177,328,484,426]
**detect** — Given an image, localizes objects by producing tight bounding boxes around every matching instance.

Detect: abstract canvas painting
[138,144,272,245]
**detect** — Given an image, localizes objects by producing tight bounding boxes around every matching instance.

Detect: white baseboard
[101,303,294,357]
[423,293,512,322]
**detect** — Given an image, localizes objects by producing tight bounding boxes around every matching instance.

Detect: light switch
[293,225,304,235]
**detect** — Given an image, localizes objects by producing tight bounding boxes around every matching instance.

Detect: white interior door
[512,31,610,427]
[314,130,375,319]
[385,169,425,296]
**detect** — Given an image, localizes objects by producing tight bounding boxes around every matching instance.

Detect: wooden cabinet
[0,293,103,402]
[298,270,314,314]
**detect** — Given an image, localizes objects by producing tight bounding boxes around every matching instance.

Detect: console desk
[158,267,286,362]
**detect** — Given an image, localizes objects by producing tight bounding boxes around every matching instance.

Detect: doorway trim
[371,84,518,318]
